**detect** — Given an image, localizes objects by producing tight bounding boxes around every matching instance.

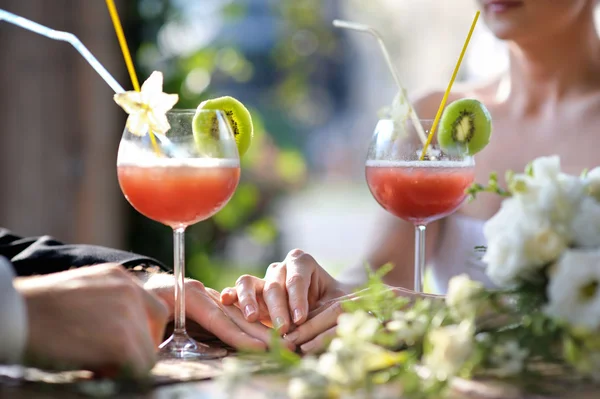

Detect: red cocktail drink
[118,159,240,229]
[366,160,475,225]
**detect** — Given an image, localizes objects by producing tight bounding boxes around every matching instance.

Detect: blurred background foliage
[125,0,347,289]
[0,0,515,289]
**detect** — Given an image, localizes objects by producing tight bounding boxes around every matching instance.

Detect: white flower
[570,196,600,248]
[489,341,529,377]
[544,249,600,330]
[377,91,415,142]
[336,310,380,342]
[113,71,179,136]
[288,361,338,399]
[387,310,429,345]
[531,155,561,181]
[316,336,401,388]
[317,349,361,387]
[423,321,475,381]
[378,92,410,124]
[483,198,568,287]
[585,167,600,201]
[482,156,588,287]
[446,274,485,320]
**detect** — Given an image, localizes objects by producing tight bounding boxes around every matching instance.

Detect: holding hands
[221,249,357,353]
[220,249,435,353]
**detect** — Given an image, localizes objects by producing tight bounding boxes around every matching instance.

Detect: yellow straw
[419,11,480,161]
[105,0,161,155]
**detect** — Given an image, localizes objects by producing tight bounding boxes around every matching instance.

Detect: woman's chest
[460,112,600,219]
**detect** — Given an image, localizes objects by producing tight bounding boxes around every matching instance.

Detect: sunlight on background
[132,0,512,286]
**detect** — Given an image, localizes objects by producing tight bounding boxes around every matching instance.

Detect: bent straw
[419,11,480,161]
[333,19,427,146]
[0,9,125,94]
[105,0,160,155]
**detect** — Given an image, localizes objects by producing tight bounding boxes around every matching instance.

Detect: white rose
[586,166,600,201]
[483,200,531,287]
[570,196,600,248]
[544,249,600,330]
[484,198,568,287]
[446,274,485,320]
[537,173,585,224]
[512,156,584,225]
[530,155,561,181]
[423,321,474,381]
[522,219,568,264]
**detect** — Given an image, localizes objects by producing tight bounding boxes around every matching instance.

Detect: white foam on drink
[117,141,239,168]
[366,159,473,168]
[117,158,240,168]
[118,157,240,168]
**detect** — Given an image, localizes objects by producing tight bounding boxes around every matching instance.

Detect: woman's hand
[143,273,293,351]
[283,286,440,354]
[220,249,350,335]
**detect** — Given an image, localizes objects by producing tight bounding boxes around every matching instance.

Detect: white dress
[428,213,494,294]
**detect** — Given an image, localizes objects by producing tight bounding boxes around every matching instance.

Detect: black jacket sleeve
[0,228,169,277]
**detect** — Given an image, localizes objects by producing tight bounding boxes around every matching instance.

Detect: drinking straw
[105,0,140,92]
[0,9,125,94]
[333,19,427,146]
[105,0,160,155]
[418,11,480,161]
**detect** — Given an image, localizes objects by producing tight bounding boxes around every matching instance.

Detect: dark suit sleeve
[0,228,169,277]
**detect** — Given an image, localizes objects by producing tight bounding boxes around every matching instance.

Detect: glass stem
[173,226,186,334]
[414,224,426,293]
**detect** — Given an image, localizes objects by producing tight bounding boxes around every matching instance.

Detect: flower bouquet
[221,155,600,398]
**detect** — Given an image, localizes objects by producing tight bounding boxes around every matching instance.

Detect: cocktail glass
[365,119,475,292]
[117,109,240,359]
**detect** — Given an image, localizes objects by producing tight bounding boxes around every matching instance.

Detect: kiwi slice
[192,96,253,157]
[437,98,492,156]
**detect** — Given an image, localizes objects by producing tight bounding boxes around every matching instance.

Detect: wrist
[129,263,163,284]
[333,279,354,297]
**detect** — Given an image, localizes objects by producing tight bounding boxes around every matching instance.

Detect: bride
[221,0,600,352]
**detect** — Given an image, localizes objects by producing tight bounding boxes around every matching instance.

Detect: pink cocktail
[117,109,240,360]
[365,119,475,292]
[366,161,475,225]
[118,161,240,228]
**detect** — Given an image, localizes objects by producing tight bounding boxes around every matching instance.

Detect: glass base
[158,332,227,360]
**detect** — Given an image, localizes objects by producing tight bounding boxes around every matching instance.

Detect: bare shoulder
[410,77,501,118]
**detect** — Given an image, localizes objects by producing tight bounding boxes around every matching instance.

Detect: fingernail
[293,309,302,323]
[274,316,285,330]
[244,305,256,318]
[284,331,299,343]
[300,341,314,353]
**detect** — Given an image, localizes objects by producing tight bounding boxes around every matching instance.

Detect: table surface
[1,333,599,399]
[2,356,600,399]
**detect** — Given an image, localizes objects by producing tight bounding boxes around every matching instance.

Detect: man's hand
[14,264,168,377]
[144,273,293,351]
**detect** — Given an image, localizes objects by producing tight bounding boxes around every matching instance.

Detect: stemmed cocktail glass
[117,109,240,360]
[365,119,475,292]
